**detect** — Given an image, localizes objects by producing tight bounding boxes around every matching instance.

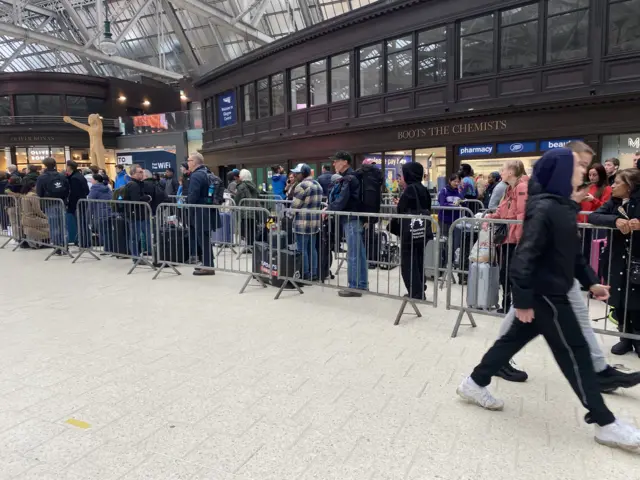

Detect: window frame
[358,42,384,97]
[544,0,591,63]
[606,0,640,54]
[242,82,257,122]
[309,58,329,108]
[498,3,540,71]
[458,13,497,78]
[270,72,285,116]
[329,52,351,103]
[385,34,415,92]
[417,26,448,86]
[289,64,309,111]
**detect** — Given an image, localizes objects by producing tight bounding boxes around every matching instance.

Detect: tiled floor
[0,248,638,480]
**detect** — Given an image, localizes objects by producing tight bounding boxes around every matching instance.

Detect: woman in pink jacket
[486,160,528,313]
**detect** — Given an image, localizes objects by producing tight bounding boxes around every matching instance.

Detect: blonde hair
[239,169,252,182]
[504,159,526,178]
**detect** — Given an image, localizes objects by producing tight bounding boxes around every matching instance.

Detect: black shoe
[193,268,215,276]
[495,361,528,383]
[597,366,640,393]
[611,338,633,356]
[338,290,362,298]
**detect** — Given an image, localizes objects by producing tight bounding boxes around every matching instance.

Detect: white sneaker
[595,420,640,452]
[456,377,504,411]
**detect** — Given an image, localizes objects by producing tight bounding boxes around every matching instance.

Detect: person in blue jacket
[271,166,287,199]
[437,173,465,236]
[114,164,130,189]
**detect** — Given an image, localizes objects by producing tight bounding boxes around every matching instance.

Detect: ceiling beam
[0,15,53,71]
[168,0,273,45]
[249,0,270,28]
[56,12,101,75]
[115,0,154,44]
[0,0,57,19]
[161,0,200,74]
[58,0,93,45]
[0,21,184,80]
[208,19,229,62]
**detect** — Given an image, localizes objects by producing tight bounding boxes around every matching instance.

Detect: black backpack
[355,166,383,214]
[43,172,69,200]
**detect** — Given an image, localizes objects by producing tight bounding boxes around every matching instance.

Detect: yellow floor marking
[65,419,91,429]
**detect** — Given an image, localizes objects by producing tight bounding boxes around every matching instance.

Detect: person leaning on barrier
[457,148,640,452]
[235,169,260,250]
[326,151,368,298]
[15,179,50,248]
[186,153,223,276]
[589,168,640,356]
[122,164,152,260]
[66,161,90,246]
[87,174,114,252]
[289,163,324,282]
[436,173,464,236]
[396,162,432,300]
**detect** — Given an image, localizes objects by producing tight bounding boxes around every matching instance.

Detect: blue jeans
[296,233,318,280]
[344,219,368,290]
[45,205,65,247]
[128,219,152,258]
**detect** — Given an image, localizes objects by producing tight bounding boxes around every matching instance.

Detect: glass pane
[257,86,270,118]
[15,95,37,116]
[419,26,447,45]
[38,95,61,115]
[331,65,350,102]
[310,71,328,106]
[460,31,494,77]
[0,96,10,116]
[387,50,413,92]
[331,53,350,67]
[291,77,308,110]
[546,10,589,62]
[86,97,104,115]
[257,78,269,91]
[360,57,382,96]
[387,35,413,52]
[548,0,589,16]
[291,65,306,80]
[272,73,284,86]
[243,83,255,121]
[66,95,88,116]
[418,42,447,85]
[608,0,640,53]
[272,81,285,115]
[501,4,538,25]
[360,43,382,60]
[501,21,538,69]
[310,59,326,74]
[460,14,494,36]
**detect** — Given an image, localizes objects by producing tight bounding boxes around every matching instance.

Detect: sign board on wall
[539,139,583,151]
[496,141,537,154]
[217,90,236,127]
[117,155,133,165]
[458,145,494,156]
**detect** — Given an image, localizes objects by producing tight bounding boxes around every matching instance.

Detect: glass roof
[0,0,379,82]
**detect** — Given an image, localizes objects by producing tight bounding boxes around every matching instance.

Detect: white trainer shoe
[456,377,504,411]
[595,420,640,452]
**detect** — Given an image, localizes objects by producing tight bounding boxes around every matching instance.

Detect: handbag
[492,223,508,245]
[388,185,431,243]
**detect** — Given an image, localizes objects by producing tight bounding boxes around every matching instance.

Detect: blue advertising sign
[540,138,582,151]
[217,90,236,127]
[496,141,537,155]
[458,144,494,156]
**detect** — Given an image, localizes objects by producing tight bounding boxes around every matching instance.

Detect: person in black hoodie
[123,164,152,259]
[457,148,640,451]
[396,162,432,300]
[65,160,90,246]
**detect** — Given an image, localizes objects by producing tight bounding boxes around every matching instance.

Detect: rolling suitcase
[212,212,233,245]
[110,216,129,255]
[466,262,500,309]
[424,237,444,279]
[158,226,189,264]
[252,241,302,288]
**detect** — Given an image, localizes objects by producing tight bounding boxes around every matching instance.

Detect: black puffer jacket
[510,181,599,310]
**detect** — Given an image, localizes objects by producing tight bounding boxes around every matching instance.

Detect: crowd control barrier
[73,199,156,274]
[0,194,20,249]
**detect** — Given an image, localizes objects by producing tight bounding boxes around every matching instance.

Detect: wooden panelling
[290,111,307,127]
[456,81,493,101]
[270,116,286,130]
[415,87,446,107]
[542,65,589,90]
[308,108,328,125]
[497,75,536,96]
[604,57,640,82]
[257,120,271,133]
[329,103,350,121]
[357,98,383,116]
[385,93,412,113]
[243,123,257,136]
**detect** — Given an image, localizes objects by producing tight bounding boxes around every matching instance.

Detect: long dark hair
[589,163,608,199]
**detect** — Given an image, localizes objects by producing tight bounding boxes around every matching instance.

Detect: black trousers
[470,295,615,427]
[401,241,426,300]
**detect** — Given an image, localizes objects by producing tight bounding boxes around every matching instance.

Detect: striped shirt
[291,178,324,234]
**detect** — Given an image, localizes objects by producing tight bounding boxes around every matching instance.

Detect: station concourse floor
[0,249,638,480]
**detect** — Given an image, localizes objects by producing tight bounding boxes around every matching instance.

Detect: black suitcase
[252,241,302,288]
[158,226,189,264]
[269,230,290,249]
[110,216,129,255]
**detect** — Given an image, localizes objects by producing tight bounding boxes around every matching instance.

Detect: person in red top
[578,163,612,223]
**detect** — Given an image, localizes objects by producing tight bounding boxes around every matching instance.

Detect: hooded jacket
[114,169,130,189]
[235,180,260,219]
[437,183,464,225]
[87,182,113,221]
[486,175,529,245]
[67,170,90,214]
[510,148,598,310]
[397,163,432,215]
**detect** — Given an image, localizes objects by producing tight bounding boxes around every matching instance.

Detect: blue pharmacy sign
[496,141,537,154]
[540,138,583,151]
[458,144,494,156]
[217,90,236,127]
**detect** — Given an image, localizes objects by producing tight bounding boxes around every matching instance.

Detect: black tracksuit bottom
[470,294,615,427]
[400,240,426,300]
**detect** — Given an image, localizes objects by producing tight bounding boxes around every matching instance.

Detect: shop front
[601,133,640,169]
[115,148,178,175]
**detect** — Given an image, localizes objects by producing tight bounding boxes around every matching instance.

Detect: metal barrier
[0,194,20,249]
[73,199,156,274]
[238,197,293,216]
[272,208,440,325]
[152,203,272,292]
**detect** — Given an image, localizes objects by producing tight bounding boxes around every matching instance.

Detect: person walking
[456,148,640,452]
[290,163,324,281]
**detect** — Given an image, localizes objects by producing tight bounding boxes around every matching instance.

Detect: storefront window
[386,35,413,92]
[501,4,539,70]
[460,14,495,77]
[0,96,10,116]
[0,149,8,172]
[602,133,640,169]
[608,0,640,53]
[418,27,447,86]
[38,95,61,115]
[28,147,50,163]
[359,43,383,97]
[243,83,256,121]
[271,73,285,115]
[416,147,446,190]
[546,0,589,62]
[290,65,308,110]
[310,60,328,107]
[330,53,350,102]
[257,78,270,118]
[385,151,412,193]
[66,96,88,116]
[51,147,65,166]
[15,95,37,116]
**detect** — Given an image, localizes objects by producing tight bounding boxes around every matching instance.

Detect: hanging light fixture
[100,0,117,56]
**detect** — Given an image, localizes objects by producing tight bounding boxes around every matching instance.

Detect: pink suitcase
[590,238,607,280]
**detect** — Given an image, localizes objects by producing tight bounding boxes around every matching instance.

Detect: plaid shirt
[291,178,324,234]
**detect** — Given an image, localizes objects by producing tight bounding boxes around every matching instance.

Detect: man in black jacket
[65,161,90,246]
[187,153,223,276]
[457,148,640,452]
[36,158,69,250]
[124,164,152,260]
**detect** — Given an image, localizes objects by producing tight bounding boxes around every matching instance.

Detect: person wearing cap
[327,151,368,297]
[226,170,239,196]
[290,163,324,281]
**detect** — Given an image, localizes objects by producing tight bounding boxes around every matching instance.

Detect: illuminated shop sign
[458,144,494,156]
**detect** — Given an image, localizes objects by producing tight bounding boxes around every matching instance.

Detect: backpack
[112,186,128,201]
[355,166,383,214]
[205,173,224,206]
[43,172,69,200]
